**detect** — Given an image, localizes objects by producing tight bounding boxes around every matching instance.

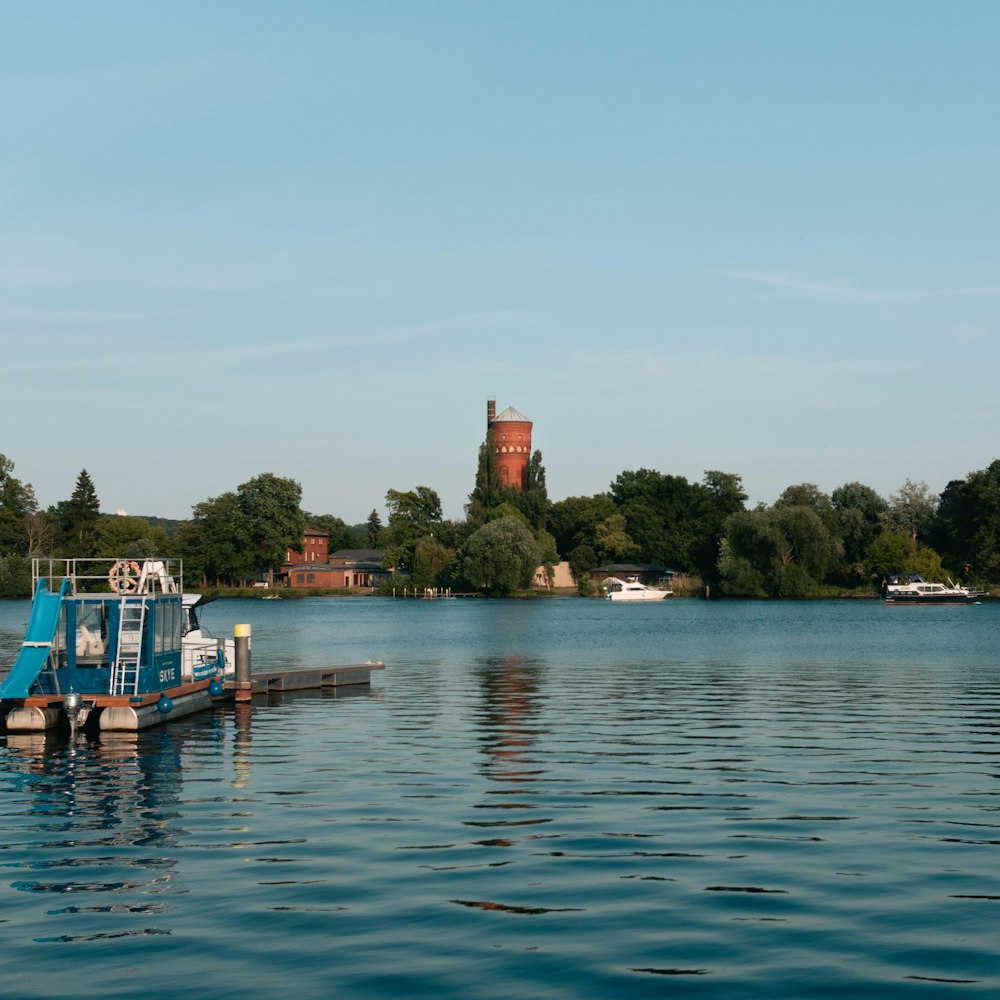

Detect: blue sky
[2,2,998,523]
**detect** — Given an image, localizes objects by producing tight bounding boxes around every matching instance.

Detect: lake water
[1,596,999,999]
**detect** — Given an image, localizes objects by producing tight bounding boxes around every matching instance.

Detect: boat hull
[883,595,982,605]
[3,681,221,733]
[607,591,670,602]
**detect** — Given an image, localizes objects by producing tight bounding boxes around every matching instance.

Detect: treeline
[2,449,1000,599]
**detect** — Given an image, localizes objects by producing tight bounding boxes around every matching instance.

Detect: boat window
[155,599,182,654]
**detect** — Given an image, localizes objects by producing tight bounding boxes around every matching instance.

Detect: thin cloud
[720,269,1000,301]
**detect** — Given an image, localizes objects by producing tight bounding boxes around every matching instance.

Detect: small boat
[882,573,985,605]
[0,558,235,734]
[603,576,672,602]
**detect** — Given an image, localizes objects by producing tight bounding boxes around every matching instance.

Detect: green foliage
[0,454,37,555]
[567,543,598,582]
[931,460,1000,581]
[831,482,888,583]
[461,516,540,596]
[182,492,248,585]
[384,486,444,571]
[548,494,617,557]
[180,473,303,586]
[0,554,31,597]
[410,536,453,590]
[865,530,915,580]
[865,529,946,583]
[608,468,747,576]
[303,512,356,552]
[468,436,550,530]
[718,504,840,597]
[883,478,937,543]
[238,473,305,577]
[365,509,384,548]
[467,429,503,524]
[95,515,171,559]
[594,512,640,562]
[775,483,834,519]
[52,469,102,557]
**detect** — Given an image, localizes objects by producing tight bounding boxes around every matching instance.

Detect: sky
[2,2,999,523]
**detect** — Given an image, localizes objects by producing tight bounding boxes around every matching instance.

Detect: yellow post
[234,624,252,702]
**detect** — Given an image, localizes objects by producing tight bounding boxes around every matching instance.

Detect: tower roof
[492,405,530,423]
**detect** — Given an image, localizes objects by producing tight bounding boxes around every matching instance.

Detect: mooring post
[234,624,252,702]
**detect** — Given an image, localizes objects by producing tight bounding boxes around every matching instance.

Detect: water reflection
[474,656,544,782]
[0,731,193,948]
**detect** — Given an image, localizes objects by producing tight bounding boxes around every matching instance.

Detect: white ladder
[110,597,147,696]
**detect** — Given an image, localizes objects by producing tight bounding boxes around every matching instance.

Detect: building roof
[330,549,386,563]
[492,405,530,423]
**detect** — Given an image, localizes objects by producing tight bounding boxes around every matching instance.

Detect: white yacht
[882,573,985,605]
[604,577,671,602]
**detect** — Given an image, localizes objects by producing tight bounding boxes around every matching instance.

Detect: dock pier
[224,661,385,696]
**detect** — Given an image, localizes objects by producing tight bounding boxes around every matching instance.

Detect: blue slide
[0,577,71,699]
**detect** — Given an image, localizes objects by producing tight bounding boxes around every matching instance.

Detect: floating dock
[227,662,385,696]
[1,661,385,734]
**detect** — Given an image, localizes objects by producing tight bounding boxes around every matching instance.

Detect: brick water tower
[487,399,532,489]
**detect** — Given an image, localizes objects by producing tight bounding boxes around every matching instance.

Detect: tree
[237,473,305,581]
[0,454,37,554]
[548,494,617,558]
[467,429,503,524]
[883,479,937,544]
[499,450,550,530]
[609,468,713,568]
[567,543,599,594]
[302,512,356,553]
[53,469,101,557]
[461,516,540,596]
[181,491,250,586]
[410,536,453,590]
[95,515,171,560]
[690,470,748,585]
[774,483,835,527]
[930,460,1000,581]
[384,486,444,572]
[831,482,887,582]
[718,505,840,597]
[594,513,640,562]
[365,509,384,548]
[24,511,56,556]
[866,530,915,580]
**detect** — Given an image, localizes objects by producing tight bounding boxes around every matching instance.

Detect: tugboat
[0,558,233,734]
[882,573,985,605]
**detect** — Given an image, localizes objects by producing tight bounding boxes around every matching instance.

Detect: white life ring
[109,560,141,593]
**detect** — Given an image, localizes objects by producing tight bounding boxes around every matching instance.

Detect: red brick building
[487,399,532,489]
[284,528,329,566]
[281,549,391,591]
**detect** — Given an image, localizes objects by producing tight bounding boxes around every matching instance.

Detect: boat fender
[157,695,174,715]
[109,560,142,593]
[209,679,224,697]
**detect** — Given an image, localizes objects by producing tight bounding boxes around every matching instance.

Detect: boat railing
[32,557,185,598]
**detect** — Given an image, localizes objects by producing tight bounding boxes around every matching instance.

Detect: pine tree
[59,469,102,556]
[366,509,383,548]
[467,429,503,524]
